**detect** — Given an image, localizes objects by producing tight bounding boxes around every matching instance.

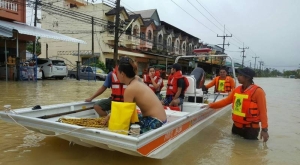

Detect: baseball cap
[236,67,255,79]
[172,63,181,71]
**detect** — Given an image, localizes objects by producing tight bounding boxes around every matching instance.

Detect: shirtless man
[106,56,167,133]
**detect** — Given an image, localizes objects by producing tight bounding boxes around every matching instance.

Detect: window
[37,59,48,65]
[167,37,171,46]
[176,40,180,50]
[147,30,152,40]
[86,67,93,72]
[140,32,145,39]
[158,34,162,43]
[70,3,78,8]
[133,25,139,36]
[52,60,66,66]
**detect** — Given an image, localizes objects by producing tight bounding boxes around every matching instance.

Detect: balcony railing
[140,39,153,48]
[126,35,140,45]
[0,0,18,12]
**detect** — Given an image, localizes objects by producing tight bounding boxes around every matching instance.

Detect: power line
[170,0,218,34]
[195,0,245,46]
[195,0,223,27]
[120,0,135,11]
[186,0,223,32]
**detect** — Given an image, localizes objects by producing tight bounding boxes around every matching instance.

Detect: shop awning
[0,26,13,38]
[0,20,86,44]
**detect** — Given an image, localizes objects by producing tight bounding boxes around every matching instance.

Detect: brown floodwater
[0,78,299,165]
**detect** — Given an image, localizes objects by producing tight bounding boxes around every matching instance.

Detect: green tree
[26,37,41,55]
[283,70,299,78]
[90,60,108,73]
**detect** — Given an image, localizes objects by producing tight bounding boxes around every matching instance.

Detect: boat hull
[0,99,231,159]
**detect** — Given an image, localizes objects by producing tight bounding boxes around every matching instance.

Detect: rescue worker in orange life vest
[202,67,235,93]
[85,62,126,117]
[143,66,164,100]
[161,63,189,107]
[202,67,269,142]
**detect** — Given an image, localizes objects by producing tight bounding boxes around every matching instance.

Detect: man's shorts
[94,97,112,114]
[138,113,167,134]
[162,96,183,106]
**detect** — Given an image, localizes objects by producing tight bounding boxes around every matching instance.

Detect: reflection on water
[0,78,300,165]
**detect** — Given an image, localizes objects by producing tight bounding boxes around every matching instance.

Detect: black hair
[219,66,227,72]
[148,66,155,72]
[118,56,137,78]
[172,63,182,71]
[196,62,201,67]
[249,78,254,84]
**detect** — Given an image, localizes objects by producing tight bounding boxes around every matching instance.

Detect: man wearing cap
[202,67,235,93]
[162,63,189,107]
[203,67,269,142]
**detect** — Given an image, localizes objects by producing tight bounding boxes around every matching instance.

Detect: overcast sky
[26,0,300,71]
[120,0,300,71]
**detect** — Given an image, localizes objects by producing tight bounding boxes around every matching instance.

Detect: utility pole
[250,62,251,68]
[113,0,121,66]
[252,54,259,70]
[259,61,263,71]
[217,25,232,66]
[33,0,38,55]
[258,61,263,76]
[92,17,94,57]
[217,25,232,53]
[239,43,249,68]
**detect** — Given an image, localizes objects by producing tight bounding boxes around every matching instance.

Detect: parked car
[68,66,107,81]
[37,58,68,79]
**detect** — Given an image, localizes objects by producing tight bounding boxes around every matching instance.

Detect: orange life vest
[166,73,174,95]
[166,71,189,96]
[144,71,164,93]
[111,70,127,102]
[232,85,260,128]
[155,70,161,77]
[215,76,232,93]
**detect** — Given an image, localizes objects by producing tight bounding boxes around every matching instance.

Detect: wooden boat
[0,54,237,159]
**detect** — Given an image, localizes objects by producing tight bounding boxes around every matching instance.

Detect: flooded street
[0,78,299,165]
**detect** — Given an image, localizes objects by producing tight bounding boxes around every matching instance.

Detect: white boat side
[0,94,231,159]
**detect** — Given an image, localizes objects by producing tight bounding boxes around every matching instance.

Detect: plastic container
[130,124,141,136]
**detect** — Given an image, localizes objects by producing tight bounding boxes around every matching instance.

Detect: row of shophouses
[0,0,224,80]
[39,0,226,75]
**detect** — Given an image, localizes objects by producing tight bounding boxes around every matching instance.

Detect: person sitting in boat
[85,61,126,117]
[202,67,269,142]
[161,63,189,107]
[143,66,164,100]
[202,67,235,93]
[107,56,167,133]
[142,67,148,79]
